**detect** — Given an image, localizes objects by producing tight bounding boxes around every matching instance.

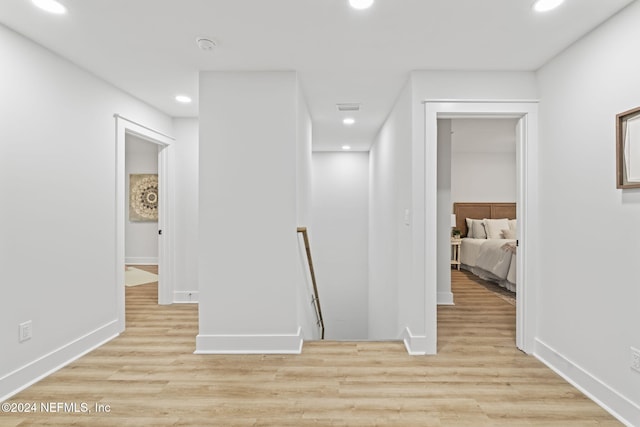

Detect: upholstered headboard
[453,202,516,237]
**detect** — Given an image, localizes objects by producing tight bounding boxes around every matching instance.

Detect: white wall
[172,118,199,301]
[369,80,412,340]
[297,89,313,230]
[296,89,319,340]
[197,71,302,353]
[125,134,158,265]
[451,119,517,204]
[452,152,516,202]
[312,152,369,340]
[0,23,172,400]
[535,2,640,424]
[371,73,533,346]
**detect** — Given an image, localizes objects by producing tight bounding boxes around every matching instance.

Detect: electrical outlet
[19,320,32,342]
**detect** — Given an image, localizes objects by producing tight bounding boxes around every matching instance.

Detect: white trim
[125,257,158,265]
[423,104,439,355]
[195,328,303,354]
[173,291,199,303]
[535,339,640,427]
[115,115,175,332]
[0,321,118,402]
[401,327,429,355]
[425,101,539,355]
[113,114,175,141]
[437,292,454,305]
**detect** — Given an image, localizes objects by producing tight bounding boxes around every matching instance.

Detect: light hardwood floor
[2,268,620,426]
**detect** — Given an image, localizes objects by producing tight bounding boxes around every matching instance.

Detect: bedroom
[440,117,519,334]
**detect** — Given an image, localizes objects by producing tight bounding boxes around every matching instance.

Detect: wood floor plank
[1,267,621,425]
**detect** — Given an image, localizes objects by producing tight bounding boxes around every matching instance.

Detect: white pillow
[465,218,487,239]
[508,219,517,231]
[465,218,474,237]
[483,218,510,239]
[502,228,516,239]
[472,220,487,239]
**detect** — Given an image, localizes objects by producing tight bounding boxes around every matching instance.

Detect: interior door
[515,116,525,351]
[157,144,174,305]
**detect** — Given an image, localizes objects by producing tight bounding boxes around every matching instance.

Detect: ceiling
[0,0,634,151]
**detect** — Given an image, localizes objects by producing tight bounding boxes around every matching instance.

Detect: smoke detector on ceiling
[337,103,361,112]
[196,37,217,51]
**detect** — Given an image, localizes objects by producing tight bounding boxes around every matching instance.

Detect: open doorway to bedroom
[438,118,519,350]
[424,100,539,355]
[124,134,160,308]
[115,115,175,333]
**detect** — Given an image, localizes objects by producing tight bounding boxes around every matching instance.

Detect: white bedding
[460,238,516,292]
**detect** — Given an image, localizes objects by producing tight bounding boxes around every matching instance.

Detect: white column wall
[172,118,199,301]
[0,24,172,400]
[196,71,301,353]
[535,2,640,424]
[312,152,369,340]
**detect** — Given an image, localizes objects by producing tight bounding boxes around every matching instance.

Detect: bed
[453,202,517,292]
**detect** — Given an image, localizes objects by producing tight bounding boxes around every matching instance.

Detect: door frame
[115,114,175,332]
[424,100,539,354]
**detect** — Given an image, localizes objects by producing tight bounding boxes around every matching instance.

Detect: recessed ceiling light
[32,0,67,15]
[532,0,564,12]
[349,0,374,10]
[342,145,352,150]
[175,95,192,104]
[343,118,355,125]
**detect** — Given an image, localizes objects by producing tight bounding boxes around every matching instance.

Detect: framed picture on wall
[616,106,640,189]
[129,174,159,221]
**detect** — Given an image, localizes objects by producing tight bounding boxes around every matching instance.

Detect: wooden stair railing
[297,227,325,339]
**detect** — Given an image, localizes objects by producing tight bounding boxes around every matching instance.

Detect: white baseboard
[195,327,303,354]
[401,327,435,355]
[0,320,119,402]
[535,338,640,427]
[125,257,158,265]
[173,291,199,303]
[437,291,454,305]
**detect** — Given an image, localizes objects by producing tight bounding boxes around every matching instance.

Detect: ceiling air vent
[336,103,361,112]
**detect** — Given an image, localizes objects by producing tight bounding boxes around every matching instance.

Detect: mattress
[460,237,517,292]
[460,238,485,267]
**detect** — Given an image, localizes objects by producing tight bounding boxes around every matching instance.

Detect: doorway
[125,134,159,266]
[115,115,175,333]
[442,118,519,344]
[425,100,539,354]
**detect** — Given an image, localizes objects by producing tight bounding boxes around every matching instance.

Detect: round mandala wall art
[129,174,158,222]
